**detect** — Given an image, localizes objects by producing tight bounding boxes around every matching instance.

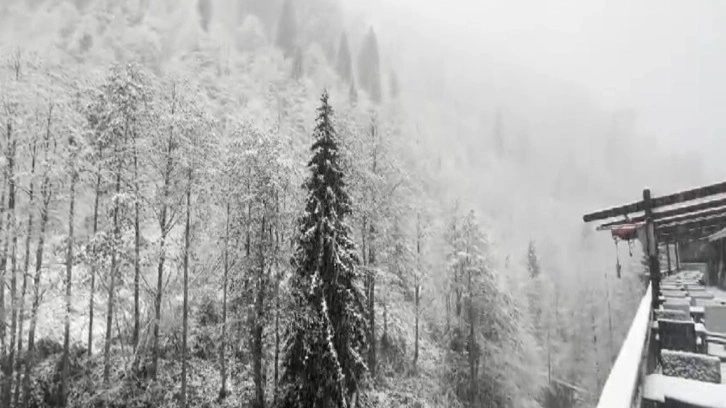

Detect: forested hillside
[0,0,711,407]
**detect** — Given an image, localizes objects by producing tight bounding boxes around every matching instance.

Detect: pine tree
[198,0,212,32]
[336,32,353,83]
[527,240,541,279]
[357,27,382,104]
[348,80,358,106]
[389,69,400,99]
[276,0,297,58]
[291,47,304,81]
[278,91,368,408]
[527,240,545,340]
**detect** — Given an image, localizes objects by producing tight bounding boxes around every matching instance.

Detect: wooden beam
[584,200,644,223]
[584,180,726,223]
[659,227,723,243]
[659,224,724,244]
[655,205,726,227]
[707,226,726,242]
[644,189,661,310]
[598,197,726,229]
[657,213,726,232]
[652,180,726,209]
[675,242,680,270]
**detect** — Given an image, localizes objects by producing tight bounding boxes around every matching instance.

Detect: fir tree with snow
[527,239,541,279]
[277,91,368,408]
[336,32,353,84]
[276,0,298,58]
[357,27,382,104]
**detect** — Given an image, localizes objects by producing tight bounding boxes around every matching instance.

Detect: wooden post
[675,241,680,271]
[643,189,661,310]
[666,243,672,275]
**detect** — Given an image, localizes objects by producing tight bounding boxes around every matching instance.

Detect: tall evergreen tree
[278,91,368,408]
[527,240,541,279]
[276,0,297,58]
[357,27,382,104]
[348,80,358,106]
[527,246,545,341]
[198,0,212,32]
[389,69,400,99]
[336,32,353,83]
[291,47,304,81]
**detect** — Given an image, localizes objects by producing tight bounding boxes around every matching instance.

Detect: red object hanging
[611,223,641,241]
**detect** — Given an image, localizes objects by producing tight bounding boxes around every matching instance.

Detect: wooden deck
[582,181,726,407]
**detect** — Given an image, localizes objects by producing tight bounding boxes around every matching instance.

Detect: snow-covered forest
[0,0,713,407]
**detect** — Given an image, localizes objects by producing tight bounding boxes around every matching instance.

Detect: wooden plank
[652,180,726,209]
[659,225,724,244]
[584,200,644,223]
[644,189,661,310]
[584,180,726,223]
[599,197,726,229]
[707,226,726,242]
[658,213,726,230]
[659,223,724,238]
[655,205,726,227]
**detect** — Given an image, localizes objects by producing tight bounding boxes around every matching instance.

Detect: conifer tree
[348,80,358,106]
[278,91,368,408]
[276,0,297,58]
[336,32,353,83]
[291,47,304,81]
[527,240,545,339]
[357,27,382,104]
[527,240,541,279]
[198,0,212,32]
[389,69,400,99]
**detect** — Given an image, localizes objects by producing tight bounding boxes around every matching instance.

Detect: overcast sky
[381,0,725,177]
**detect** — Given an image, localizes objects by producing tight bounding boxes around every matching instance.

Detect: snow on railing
[596,283,653,408]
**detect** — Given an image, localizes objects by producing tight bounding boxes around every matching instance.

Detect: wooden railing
[596,283,653,408]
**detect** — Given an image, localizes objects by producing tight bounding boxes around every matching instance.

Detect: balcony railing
[596,283,653,408]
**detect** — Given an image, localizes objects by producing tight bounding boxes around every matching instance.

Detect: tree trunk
[22,174,52,408]
[1,120,18,407]
[547,327,551,384]
[219,202,230,400]
[246,177,251,258]
[133,145,141,349]
[0,165,6,382]
[467,260,477,405]
[591,295,601,391]
[13,140,36,407]
[413,213,421,370]
[253,213,266,408]
[361,216,367,268]
[152,113,176,379]
[368,120,379,381]
[88,166,102,357]
[273,199,282,404]
[180,168,192,408]
[445,292,450,335]
[605,270,614,362]
[61,152,77,407]
[368,222,376,381]
[103,167,122,385]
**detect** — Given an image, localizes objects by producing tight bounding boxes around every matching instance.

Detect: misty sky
[388,0,725,177]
